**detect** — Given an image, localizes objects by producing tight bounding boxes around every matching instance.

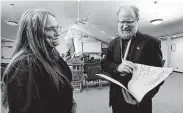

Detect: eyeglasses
[45,25,62,32]
[117,19,137,26]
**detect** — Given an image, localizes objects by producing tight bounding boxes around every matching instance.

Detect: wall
[161,37,183,72]
[1,41,15,63]
[161,40,168,67]
[170,37,183,72]
[83,42,101,53]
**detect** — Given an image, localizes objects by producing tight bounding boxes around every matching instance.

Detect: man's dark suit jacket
[101,31,164,113]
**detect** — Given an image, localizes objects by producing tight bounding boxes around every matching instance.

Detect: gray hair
[117,5,140,19]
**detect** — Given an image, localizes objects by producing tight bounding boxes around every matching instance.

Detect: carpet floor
[1,72,183,113]
[73,72,183,113]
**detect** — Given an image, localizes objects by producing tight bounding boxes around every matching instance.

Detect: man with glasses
[101,5,164,113]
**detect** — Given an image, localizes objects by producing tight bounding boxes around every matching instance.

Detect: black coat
[4,49,73,113]
[101,32,163,113]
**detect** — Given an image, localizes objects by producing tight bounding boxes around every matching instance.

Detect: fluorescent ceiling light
[173,35,177,37]
[6,20,18,26]
[150,19,163,25]
[149,1,163,25]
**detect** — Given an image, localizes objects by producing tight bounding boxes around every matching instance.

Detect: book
[96,63,173,102]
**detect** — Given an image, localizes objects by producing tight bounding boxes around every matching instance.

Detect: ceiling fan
[73,0,89,24]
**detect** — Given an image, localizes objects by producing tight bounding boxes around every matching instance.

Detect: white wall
[170,37,183,72]
[1,41,15,63]
[83,42,101,53]
[161,40,168,67]
[161,37,183,72]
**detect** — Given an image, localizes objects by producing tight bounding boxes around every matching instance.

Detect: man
[101,5,164,113]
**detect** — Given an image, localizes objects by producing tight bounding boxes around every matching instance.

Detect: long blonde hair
[2,9,72,107]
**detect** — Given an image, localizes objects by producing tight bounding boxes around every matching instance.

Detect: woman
[2,9,76,113]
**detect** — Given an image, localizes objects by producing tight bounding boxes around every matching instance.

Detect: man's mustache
[122,29,131,31]
[121,28,132,31]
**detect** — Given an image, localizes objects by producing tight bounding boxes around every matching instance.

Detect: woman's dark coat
[4,49,73,113]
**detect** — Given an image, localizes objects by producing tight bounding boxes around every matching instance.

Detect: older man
[101,5,164,113]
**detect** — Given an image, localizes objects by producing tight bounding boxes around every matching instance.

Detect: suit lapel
[128,32,147,63]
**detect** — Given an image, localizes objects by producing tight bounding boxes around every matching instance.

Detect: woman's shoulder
[12,53,37,69]
[5,53,39,81]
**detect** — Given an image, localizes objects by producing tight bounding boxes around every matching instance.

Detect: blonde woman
[2,9,76,113]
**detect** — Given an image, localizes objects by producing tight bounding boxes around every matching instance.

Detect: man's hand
[117,60,137,73]
[121,88,138,105]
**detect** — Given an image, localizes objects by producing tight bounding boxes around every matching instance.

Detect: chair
[70,64,84,92]
[1,63,8,81]
[85,66,102,90]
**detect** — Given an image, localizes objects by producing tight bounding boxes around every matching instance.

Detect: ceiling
[1,0,183,43]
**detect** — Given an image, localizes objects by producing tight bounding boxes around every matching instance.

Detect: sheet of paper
[96,64,173,102]
[96,74,128,91]
[128,64,173,102]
